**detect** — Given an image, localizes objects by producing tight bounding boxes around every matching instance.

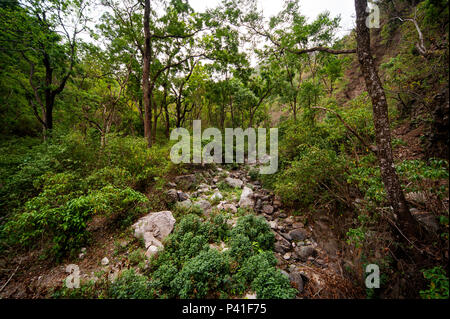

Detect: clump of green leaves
[420,266,449,299]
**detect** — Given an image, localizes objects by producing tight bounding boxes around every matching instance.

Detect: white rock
[238,187,254,208]
[225,177,244,188]
[101,257,109,266]
[145,245,159,258]
[132,211,176,249]
[211,191,223,201]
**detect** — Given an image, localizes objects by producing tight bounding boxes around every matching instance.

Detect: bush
[171,249,230,298]
[420,266,449,299]
[109,269,154,299]
[230,214,275,251]
[274,146,345,207]
[251,267,297,299]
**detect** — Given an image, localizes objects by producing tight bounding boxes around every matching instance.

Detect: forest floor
[0,160,366,299]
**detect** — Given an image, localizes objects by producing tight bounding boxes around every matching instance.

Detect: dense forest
[0,0,448,299]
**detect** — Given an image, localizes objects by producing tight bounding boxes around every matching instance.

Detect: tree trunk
[142,0,152,147]
[355,0,419,237]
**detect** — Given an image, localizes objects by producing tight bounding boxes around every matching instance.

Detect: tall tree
[354,0,418,236]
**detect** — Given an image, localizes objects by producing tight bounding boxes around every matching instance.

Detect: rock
[175,174,196,189]
[262,205,274,215]
[78,253,85,259]
[410,209,440,233]
[210,191,223,201]
[244,292,257,299]
[295,246,317,261]
[280,232,292,241]
[288,229,307,241]
[274,242,287,253]
[166,189,179,202]
[273,199,282,208]
[274,233,291,252]
[289,271,304,293]
[145,245,159,258]
[406,192,427,205]
[225,177,244,188]
[195,199,212,213]
[132,211,176,249]
[177,191,190,201]
[283,252,291,260]
[279,213,287,218]
[101,257,109,266]
[225,204,238,213]
[269,221,278,229]
[292,222,304,229]
[177,199,193,209]
[322,239,339,256]
[255,198,262,211]
[227,217,238,228]
[167,182,177,188]
[239,187,254,208]
[118,239,129,249]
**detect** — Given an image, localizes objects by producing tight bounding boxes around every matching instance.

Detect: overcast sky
[189,0,356,37]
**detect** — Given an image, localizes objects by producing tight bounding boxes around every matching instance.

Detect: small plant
[420,266,449,299]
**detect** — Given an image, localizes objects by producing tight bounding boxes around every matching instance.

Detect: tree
[354,0,419,237]
[0,0,90,138]
[245,0,420,237]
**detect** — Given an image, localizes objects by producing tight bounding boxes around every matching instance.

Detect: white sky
[189,0,356,37]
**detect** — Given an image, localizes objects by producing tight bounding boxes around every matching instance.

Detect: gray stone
[177,191,190,201]
[210,191,223,201]
[145,245,159,258]
[262,205,274,215]
[132,211,176,249]
[196,199,212,210]
[288,229,307,241]
[166,189,179,202]
[295,246,317,261]
[177,199,193,210]
[410,209,440,233]
[239,187,254,208]
[225,177,244,188]
[274,242,287,253]
[167,182,177,188]
[289,271,304,293]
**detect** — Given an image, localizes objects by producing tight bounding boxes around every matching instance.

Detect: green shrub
[230,215,275,251]
[171,249,230,298]
[251,267,297,299]
[109,269,154,299]
[274,146,345,207]
[420,266,449,299]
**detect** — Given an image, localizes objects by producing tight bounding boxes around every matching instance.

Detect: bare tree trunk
[142,0,152,147]
[355,0,419,237]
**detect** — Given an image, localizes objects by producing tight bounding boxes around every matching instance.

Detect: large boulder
[132,211,176,254]
[239,186,254,208]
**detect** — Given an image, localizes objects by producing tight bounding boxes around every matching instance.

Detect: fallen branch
[0,261,21,294]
